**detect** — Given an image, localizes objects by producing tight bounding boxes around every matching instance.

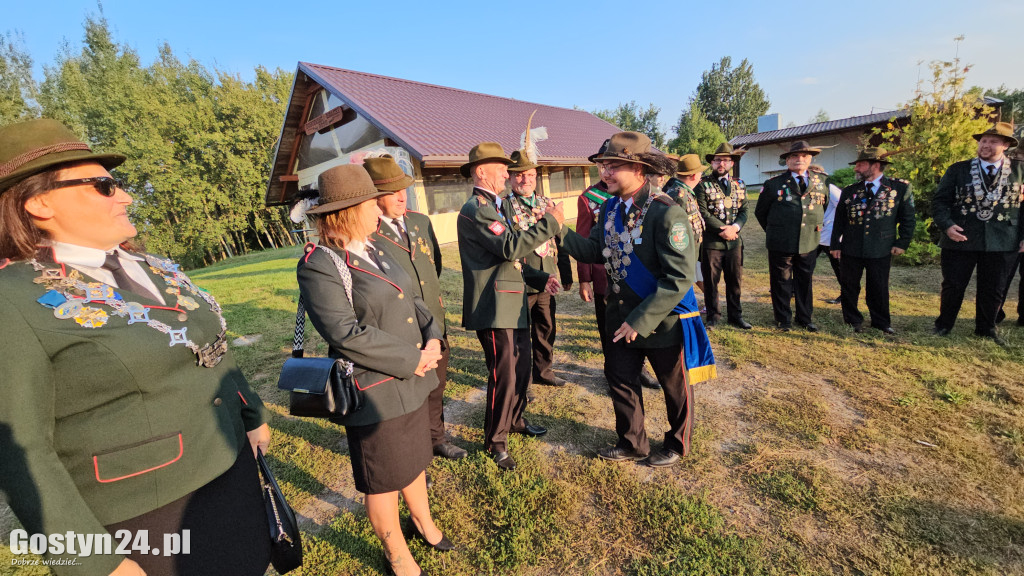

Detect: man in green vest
[504,149,574,389]
[830,148,916,334]
[694,143,751,329]
[457,142,563,471]
[560,132,700,468]
[932,122,1024,345]
[365,154,468,461]
[754,141,828,332]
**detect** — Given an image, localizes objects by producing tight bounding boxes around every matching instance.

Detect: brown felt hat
[973,122,1018,148]
[590,131,654,167]
[307,164,390,215]
[705,142,744,163]
[848,147,892,165]
[507,149,539,172]
[0,118,126,193]
[779,140,821,159]
[460,142,514,178]
[676,154,708,176]
[587,138,611,163]
[362,154,415,191]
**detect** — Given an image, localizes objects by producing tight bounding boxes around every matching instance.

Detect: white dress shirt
[51,242,166,304]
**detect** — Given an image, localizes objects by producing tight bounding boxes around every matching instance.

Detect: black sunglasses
[49,176,125,197]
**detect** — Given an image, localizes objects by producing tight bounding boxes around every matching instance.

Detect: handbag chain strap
[292,244,355,377]
[256,458,294,545]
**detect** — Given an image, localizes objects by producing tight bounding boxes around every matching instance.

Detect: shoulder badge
[477,197,487,206]
[736,179,745,186]
[669,222,690,251]
[488,221,506,235]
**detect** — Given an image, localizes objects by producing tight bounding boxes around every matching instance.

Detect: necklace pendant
[54,300,84,320]
[168,327,189,346]
[612,283,620,294]
[601,247,612,258]
[631,227,642,240]
[622,255,631,267]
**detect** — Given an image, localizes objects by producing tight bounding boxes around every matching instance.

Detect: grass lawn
[3,201,1023,575]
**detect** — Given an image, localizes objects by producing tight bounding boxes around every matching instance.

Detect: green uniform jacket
[560,181,698,349]
[458,188,557,330]
[503,193,573,294]
[373,210,446,336]
[832,177,916,258]
[0,253,268,576]
[694,176,747,251]
[755,172,828,254]
[296,245,441,427]
[931,158,1024,252]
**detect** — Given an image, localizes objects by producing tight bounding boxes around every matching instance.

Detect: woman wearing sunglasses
[0,119,273,576]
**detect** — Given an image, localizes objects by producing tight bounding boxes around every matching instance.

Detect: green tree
[982,84,1023,141]
[666,101,726,159]
[0,31,40,124]
[808,109,829,124]
[692,56,770,139]
[593,101,666,147]
[873,58,993,218]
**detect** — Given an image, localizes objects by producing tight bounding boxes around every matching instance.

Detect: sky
[5,0,1023,135]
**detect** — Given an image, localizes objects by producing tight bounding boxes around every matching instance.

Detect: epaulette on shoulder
[651,191,674,205]
[476,196,487,206]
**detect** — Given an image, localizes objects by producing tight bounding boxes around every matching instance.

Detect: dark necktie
[985,164,997,186]
[395,221,410,247]
[366,246,385,271]
[102,253,157,303]
[797,176,807,193]
[720,178,729,192]
[865,182,874,197]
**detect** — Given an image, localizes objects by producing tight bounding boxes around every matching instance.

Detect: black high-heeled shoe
[405,520,455,552]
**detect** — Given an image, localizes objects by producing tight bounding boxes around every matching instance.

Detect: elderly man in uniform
[754,141,828,332]
[560,132,700,468]
[694,143,751,329]
[830,148,916,334]
[365,154,468,461]
[457,142,563,471]
[504,150,574,389]
[932,122,1024,345]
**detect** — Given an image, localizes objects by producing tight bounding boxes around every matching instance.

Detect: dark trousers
[594,293,610,376]
[604,338,693,457]
[477,328,531,453]
[936,249,1018,334]
[839,254,892,328]
[528,291,557,382]
[429,336,450,446]
[702,245,744,322]
[767,250,818,326]
[998,254,1023,320]
[816,244,843,296]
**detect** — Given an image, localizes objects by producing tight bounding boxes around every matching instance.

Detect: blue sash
[609,197,717,384]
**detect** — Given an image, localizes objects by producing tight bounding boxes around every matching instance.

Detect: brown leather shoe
[489,450,516,471]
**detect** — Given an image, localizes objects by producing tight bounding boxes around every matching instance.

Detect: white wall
[738,133,864,185]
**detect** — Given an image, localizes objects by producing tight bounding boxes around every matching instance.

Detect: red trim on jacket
[344,249,403,292]
[237,390,249,405]
[93,434,184,483]
[374,222,412,254]
[354,375,395,391]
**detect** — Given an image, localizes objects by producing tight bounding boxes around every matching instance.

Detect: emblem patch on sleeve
[669,222,689,251]
[488,221,506,235]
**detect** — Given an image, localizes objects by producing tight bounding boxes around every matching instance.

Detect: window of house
[295,90,384,171]
[422,170,473,215]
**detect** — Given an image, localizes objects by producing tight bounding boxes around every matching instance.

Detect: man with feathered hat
[504,146,573,390]
[754,141,828,332]
[932,122,1023,345]
[830,148,916,334]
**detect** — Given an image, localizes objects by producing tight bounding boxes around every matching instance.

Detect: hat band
[372,173,410,185]
[0,142,92,178]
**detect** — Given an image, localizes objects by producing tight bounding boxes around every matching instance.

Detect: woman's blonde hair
[312,207,363,249]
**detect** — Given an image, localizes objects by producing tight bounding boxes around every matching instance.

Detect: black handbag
[278,244,364,418]
[256,451,303,574]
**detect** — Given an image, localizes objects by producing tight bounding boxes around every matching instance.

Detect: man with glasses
[560,132,700,468]
[694,143,751,329]
[932,122,1024,345]
[754,141,828,332]
[457,142,563,471]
